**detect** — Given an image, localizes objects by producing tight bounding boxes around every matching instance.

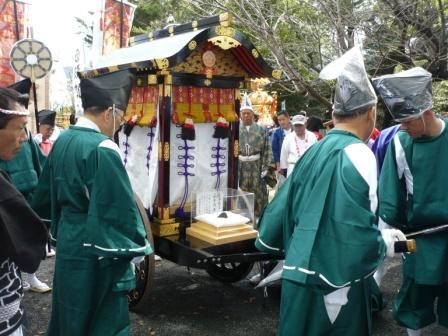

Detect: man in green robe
[0,79,51,293]
[0,85,48,336]
[255,47,406,335]
[374,67,448,336]
[238,93,276,217]
[32,69,152,336]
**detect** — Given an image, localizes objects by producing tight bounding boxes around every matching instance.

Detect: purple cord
[175,131,195,218]
[122,136,130,167]
[211,138,226,189]
[146,127,155,175]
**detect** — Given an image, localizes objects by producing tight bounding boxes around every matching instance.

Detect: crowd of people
[253,47,448,336]
[0,69,151,335]
[1,45,447,336]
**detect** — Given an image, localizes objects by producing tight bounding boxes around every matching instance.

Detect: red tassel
[149,116,157,128]
[181,117,195,140]
[123,115,139,136]
[213,116,229,139]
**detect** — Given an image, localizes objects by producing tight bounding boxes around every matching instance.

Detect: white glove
[130,256,145,273]
[381,228,406,258]
[323,286,350,324]
[131,256,145,265]
[34,133,43,144]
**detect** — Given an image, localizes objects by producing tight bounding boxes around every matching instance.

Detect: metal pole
[120,0,124,48]
[12,0,20,41]
[32,82,39,129]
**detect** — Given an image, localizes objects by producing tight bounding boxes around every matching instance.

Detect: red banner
[0,0,29,87]
[101,0,136,56]
[172,86,237,124]
[126,86,158,126]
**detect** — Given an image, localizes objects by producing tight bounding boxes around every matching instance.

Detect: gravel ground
[22,256,447,336]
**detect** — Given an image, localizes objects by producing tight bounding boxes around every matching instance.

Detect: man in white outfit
[280,114,317,176]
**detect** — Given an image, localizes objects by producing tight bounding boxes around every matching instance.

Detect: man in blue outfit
[271,110,291,175]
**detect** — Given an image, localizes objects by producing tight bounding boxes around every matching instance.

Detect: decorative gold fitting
[205,69,213,79]
[158,84,163,97]
[252,49,259,58]
[234,141,239,158]
[219,12,233,27]
[204,79,212,86]
[163,207,170,220]
[215,26,235,37]
[208,36,240,50]
[165,74,172,85]
[158,141,162,161]
[188,40,197,50]
[164,84,171,97]
[163,142,170,161]
[155,58,169,70]
[148,74,157,85]
[272,69,282,80]
[235,88,241,99]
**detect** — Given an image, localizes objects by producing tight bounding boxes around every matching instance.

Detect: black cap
[372,67,432,121]
[8,78,32,108]
[79,69,136,111]
[38,109,56,126]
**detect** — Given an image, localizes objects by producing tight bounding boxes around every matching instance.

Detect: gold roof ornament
[249,82,278,127]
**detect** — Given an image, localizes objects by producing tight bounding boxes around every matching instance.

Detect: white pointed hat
[240,93,254,113]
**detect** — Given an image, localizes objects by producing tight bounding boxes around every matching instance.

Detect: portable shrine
[79,13,282,312]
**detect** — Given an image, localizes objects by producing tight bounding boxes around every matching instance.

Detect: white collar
[75,117,101,132]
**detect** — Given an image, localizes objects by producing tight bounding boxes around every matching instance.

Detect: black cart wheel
[128,196,155,314]
[206,262,254,283]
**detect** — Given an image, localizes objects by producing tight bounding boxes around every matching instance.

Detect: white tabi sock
[406,328,422,336]
[373,262,387,287]
[27,273,39,285]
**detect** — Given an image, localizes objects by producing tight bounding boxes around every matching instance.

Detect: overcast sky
[29,0,99,66]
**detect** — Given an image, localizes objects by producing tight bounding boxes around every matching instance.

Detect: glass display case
[187,188,256,245]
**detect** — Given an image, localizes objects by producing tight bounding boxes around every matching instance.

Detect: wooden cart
[79,13,282,313]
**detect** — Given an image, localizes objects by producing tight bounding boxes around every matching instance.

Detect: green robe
[238,123,275,217]
[379,121,448,284]
[0,130,46,202]
[32,123,152,336]
[256,130,386,335]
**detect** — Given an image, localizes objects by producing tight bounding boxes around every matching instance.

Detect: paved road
[23,256,446,335]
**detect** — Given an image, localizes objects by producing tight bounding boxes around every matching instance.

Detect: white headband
[0,107,29,116]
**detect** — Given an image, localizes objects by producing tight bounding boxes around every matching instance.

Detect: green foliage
[433,81,448,115]
[130,0,196,35]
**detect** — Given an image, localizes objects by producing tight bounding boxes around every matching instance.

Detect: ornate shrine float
[79,13,282,312]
